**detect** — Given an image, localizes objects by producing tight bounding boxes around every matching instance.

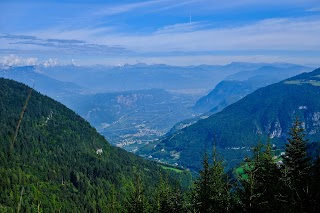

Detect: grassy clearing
[236,167,244,174]
[284,80,302,85]
[161,165,184,173]
[284,80,320,87]
[235,166,248,180]
[309,81,320,86]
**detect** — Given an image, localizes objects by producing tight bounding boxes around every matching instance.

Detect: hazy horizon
[1,0,320,67]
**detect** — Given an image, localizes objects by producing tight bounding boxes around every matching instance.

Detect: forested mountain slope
[149,68,320,171]
[0,78,189,212]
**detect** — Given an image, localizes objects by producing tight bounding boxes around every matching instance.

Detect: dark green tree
[191,147,231,213]
[237,142,263,212]
[256,142,282,212]
[310,154,320,211]
[191,152,211,213]
[154,174,172,213]
[281,117,311,212]
[237,141,282,213]
[154,173,184,213]
[208,146,231,213]
[167,186,184,213]
[106,184,122,213]
[125,171,149,213]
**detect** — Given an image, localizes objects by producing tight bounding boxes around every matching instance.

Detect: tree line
[123,118,320,213]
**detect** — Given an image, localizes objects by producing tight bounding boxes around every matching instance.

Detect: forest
[0,79,320,212]
[112,118,320,213]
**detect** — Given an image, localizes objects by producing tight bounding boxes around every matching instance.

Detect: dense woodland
[0,78,191,212]
[0,78,320,212]
[120,118,320,212]
[151,68,320,171]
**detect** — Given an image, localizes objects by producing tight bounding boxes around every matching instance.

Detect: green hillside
[149,68,320,171]
[0,78,190,212]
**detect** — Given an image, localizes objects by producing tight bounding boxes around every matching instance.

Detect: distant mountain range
[39,64,224,92]
[39,62,286,93]
[143,68,320,171]
[193,65,313,113]
[0,66,83,100]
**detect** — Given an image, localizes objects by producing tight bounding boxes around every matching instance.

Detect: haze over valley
[1,0,320,212]
[0,62,313,155]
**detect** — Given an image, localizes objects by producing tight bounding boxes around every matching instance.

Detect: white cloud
[1,54,38,67]
[93,0,320,17]
[43,58,58,67]
[71,59,77,66]
[3,15,320,66]
[90,17,320,52]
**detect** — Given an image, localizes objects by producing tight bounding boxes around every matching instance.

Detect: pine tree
[237,141,282,212]
[191,152,211,213]
[192,147,231,213]
[282,117,311,212]
[310,154,320,211]
[208,146,231,213]
[254,141,282,212]
[154,174,184,213]
[168,186,184,213]
[106,184,121,213]
[237,142,263,212]
[155,174,171,213]
[125,171,149,213]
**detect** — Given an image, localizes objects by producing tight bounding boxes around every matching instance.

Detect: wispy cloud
[88,17,320,53]
[155,21,209,34]
[307,7,320,12]
[46,39,85,44]
[0,34,39,41]
[1,54,38,66]
[94,0,168,17]
[2,15,320,66]
[1,0,320,66]
[0,33,132,55]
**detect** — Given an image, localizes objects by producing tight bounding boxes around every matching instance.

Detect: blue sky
[1,0,320,66]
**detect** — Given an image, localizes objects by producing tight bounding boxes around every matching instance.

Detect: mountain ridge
[193,65,313,113]
[0,77,190,212]
[145,68,320,171]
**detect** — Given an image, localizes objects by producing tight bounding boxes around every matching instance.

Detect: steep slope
[148,68,320,171]
[193,65,312,113]
[0,78,190,212]
[193,80,265,113]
